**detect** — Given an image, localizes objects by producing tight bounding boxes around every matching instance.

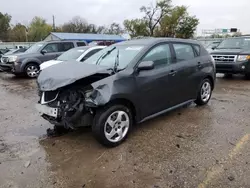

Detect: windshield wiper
[217,47,241,49]
[113,49,120,73]
[96,47,116,65]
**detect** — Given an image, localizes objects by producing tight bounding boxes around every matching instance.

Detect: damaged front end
[36,88,95,129]
[36,61,116,129]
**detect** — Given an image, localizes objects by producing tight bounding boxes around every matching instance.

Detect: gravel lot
[0,73,249,188]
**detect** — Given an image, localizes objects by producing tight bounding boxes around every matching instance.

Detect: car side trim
[139,99,194,123]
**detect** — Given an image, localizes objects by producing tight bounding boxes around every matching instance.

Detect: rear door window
[59,42,74,52]
[193,45,200,56]
[77,42,87,47]
[173,43,195,62]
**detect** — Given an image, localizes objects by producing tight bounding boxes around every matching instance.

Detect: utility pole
[25,27,28,42]
[52,15,56,31]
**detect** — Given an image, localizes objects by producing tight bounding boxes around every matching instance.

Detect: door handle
[169,70,177,76]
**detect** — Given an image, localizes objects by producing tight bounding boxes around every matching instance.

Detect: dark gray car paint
[37,38,215,123]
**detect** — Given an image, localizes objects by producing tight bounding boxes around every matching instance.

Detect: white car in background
[40,46,106,70]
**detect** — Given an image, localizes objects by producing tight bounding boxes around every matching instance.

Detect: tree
[0,12,11,41]
[155,6,198,38]
[28,17,52,41]
[156,6,186,37]
[123,19,149,37]
[9,23,27,42]
[140,0,172,36]
[62,16,93,33]
[175,16,199,38]
[106,22,123,35]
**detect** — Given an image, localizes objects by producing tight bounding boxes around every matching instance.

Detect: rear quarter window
[173,43,195,61]
[193,44,201,56]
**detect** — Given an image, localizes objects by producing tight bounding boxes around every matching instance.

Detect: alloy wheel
[201,81,211,102]
[26,65,39,78]
[104,110,130,143]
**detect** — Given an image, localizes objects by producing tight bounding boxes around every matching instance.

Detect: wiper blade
[113,49,119,73]
[96,47,116,65]
[217,47,241,49]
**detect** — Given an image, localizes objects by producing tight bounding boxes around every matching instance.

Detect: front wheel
[195,79,212,106]
[92,104,132,147]
[25,63,40,78]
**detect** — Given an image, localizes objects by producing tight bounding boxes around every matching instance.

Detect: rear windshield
[57,48,88,61]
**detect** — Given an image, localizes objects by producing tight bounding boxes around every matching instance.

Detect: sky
[1,0,250,35]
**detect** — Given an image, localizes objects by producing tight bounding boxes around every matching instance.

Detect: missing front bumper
[36,103,58,118]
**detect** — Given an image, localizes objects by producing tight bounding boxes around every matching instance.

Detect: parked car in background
[40,46,106,70]
[89,40,116,46]
[3,48,27,56]
[211,36,250,78]
[0,48,10,57]
[14,45,29,49]
[36,38,215,147]
[0,40,84,78]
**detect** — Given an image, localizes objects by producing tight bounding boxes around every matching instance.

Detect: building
[44,32,126,44]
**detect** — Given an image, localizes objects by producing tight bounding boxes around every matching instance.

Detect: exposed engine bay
[37,72,112,129]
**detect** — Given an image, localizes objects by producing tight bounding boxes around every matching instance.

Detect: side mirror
[138,61,154,71]
[41,49,47,54]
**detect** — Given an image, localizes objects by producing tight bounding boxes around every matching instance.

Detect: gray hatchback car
[36,38,216,147]
[0,40,87,77]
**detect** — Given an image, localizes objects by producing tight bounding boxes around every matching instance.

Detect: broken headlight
[84,90,97,107]
[84,90,93,99]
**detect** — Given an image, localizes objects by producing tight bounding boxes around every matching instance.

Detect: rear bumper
[216,61,250,74]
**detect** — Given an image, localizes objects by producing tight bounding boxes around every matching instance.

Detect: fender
[20,58,42,71]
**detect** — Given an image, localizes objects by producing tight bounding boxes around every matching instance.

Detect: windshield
[84,45,144,69]
[25,42,45,53]
[217,38,250,49]
[4,49,16,55]
[57,48,87,61]
[206,42,220,49]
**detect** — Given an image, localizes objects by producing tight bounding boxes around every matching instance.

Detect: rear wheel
[245,73,250,80]
[25,63,40,78]
[224,73,233,78]
[195,79,212,106]
[92,104,132,147]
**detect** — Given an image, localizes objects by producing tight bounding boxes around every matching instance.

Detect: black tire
[224,73,233,78]
[195,78,212,106]
[25,63,40,78]
[92,104,133,147]
[245,73,250,80]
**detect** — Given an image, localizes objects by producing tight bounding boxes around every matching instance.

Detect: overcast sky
[1,0,250,35]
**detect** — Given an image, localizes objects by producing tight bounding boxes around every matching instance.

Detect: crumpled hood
[37,60,111,91]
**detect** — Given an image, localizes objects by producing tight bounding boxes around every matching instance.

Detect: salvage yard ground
[0,73,249,188]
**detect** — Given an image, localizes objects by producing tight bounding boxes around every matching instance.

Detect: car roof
[115,38,201,46]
